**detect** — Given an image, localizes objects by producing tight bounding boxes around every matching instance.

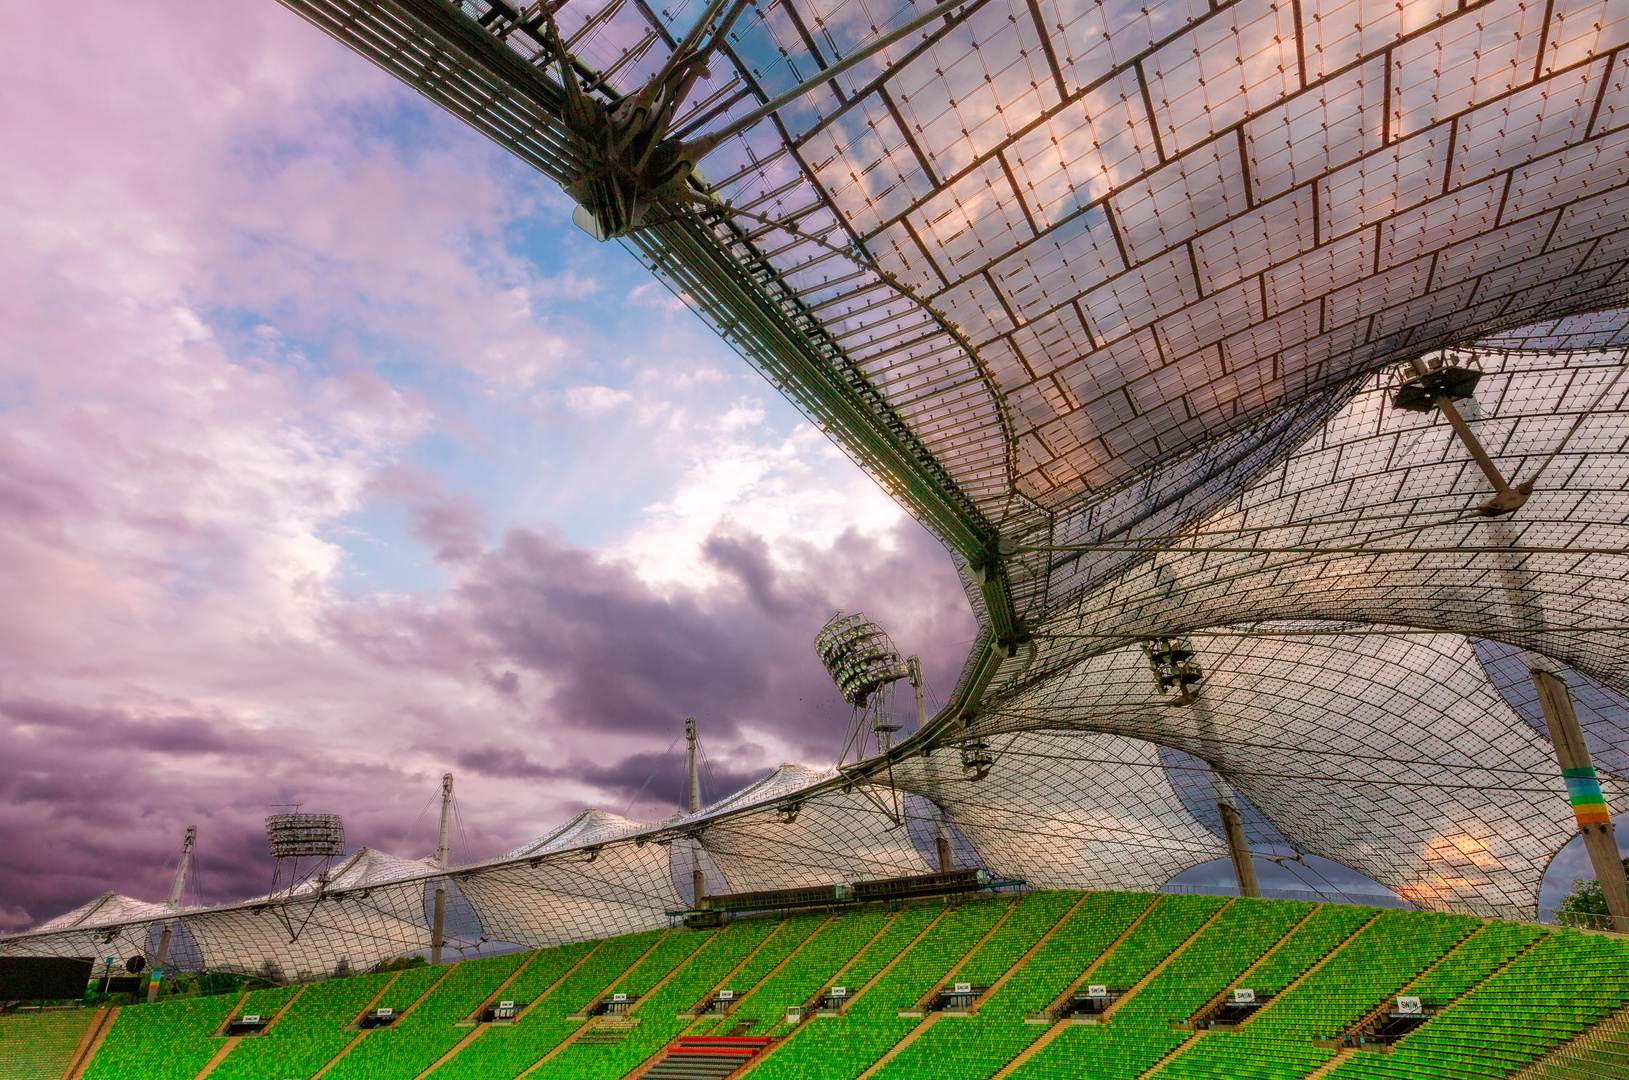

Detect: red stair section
[638,1036,772,1079]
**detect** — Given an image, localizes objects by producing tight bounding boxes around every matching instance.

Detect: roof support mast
[686,718,705,906]
[431,772,453,966]
[147,825,196,1003]
[1399,356,1531,516]
[1529,657,1629,931]
[1217,802,1263,899]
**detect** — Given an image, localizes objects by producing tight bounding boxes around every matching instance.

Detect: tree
[1557,857,1629,916]
[374,954,427,973]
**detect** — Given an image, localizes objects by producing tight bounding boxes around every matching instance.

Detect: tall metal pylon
[1529,657,1629,931]
[147,825,196,1003]
[686,718,705,907]
[431,773,453,965]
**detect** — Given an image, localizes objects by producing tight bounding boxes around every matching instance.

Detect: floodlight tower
[431,772,454,965]
[814,612,923,767]
[146,825,196,1003]
[265,808,346,895]
[1142,636,1203,705]
[685,718,705,906]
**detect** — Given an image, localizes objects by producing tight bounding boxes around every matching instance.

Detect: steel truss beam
[276,0,1023,652]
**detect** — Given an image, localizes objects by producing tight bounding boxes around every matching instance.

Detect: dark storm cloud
[364,461,491,564]
[0,0,979,935]
[575,751,765,818]
[1,699,246,756]
[456,744,559,780]
[0,514,975,928]
[460,519,971,756]
[452,743,765,818]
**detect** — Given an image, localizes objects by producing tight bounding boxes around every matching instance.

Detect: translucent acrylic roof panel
[500,808,656,860]
[271,0,1629,652]
[889,729,1232,891]
[181,880,434,978]
[457,838,685,946]
[966,626,1611,915]
[1020,342,1629,692]
[652,0,1629,517]
[695,783,936,892]
[0,892,171,964]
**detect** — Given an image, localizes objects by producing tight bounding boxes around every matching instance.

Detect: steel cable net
[965,629,1620,914]
[11,0,1629,971]
[8,331,1629,970]
[1019,339,1629,677]
[266,0,1629,576]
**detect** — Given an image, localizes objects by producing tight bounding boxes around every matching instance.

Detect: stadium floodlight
[815,612,905,709]
[816,611,929,825]
[1142,638,1203,706]
[1391,354,1484,414]
[265,811,345,899]
[815,612,925,765]
[958,740,993,782]
[1392,352,1531,517]
[266,813,346,859]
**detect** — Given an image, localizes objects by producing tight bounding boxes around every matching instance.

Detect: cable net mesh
[7,0,1629,976]
[8,308,1629,980]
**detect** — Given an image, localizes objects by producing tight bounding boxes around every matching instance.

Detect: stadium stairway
[62,1006,117,1080]
[636,1035,771,1079]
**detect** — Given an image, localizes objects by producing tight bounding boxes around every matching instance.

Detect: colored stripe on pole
[1563,767,1612,825]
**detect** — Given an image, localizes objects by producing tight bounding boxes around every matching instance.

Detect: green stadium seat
[66,894,1629,1080]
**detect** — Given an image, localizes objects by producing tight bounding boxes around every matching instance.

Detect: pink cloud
[0,0,977,932]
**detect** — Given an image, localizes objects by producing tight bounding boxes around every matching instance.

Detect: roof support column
[1530,660,1629,931]
[686,717,706,906]
[431,772,453,965]
[148,825,196,1002]
[1217,801,1262,899]
[1403,356,1531,515]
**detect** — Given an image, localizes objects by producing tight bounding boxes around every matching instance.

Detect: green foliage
[375,955,429,973]
[1557,858,1629,917]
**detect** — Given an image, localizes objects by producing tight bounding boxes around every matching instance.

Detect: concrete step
[635,1035,772,1080]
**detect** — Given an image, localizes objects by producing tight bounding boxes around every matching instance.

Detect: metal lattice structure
[266,815,347,859]
[7,0,1629,973]
[815,612,904,707]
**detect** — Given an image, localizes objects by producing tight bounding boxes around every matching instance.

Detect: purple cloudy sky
[0,0,982,928]
[0,0,1608,931]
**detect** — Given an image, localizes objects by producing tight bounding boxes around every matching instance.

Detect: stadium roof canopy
[7,0,1629,975]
